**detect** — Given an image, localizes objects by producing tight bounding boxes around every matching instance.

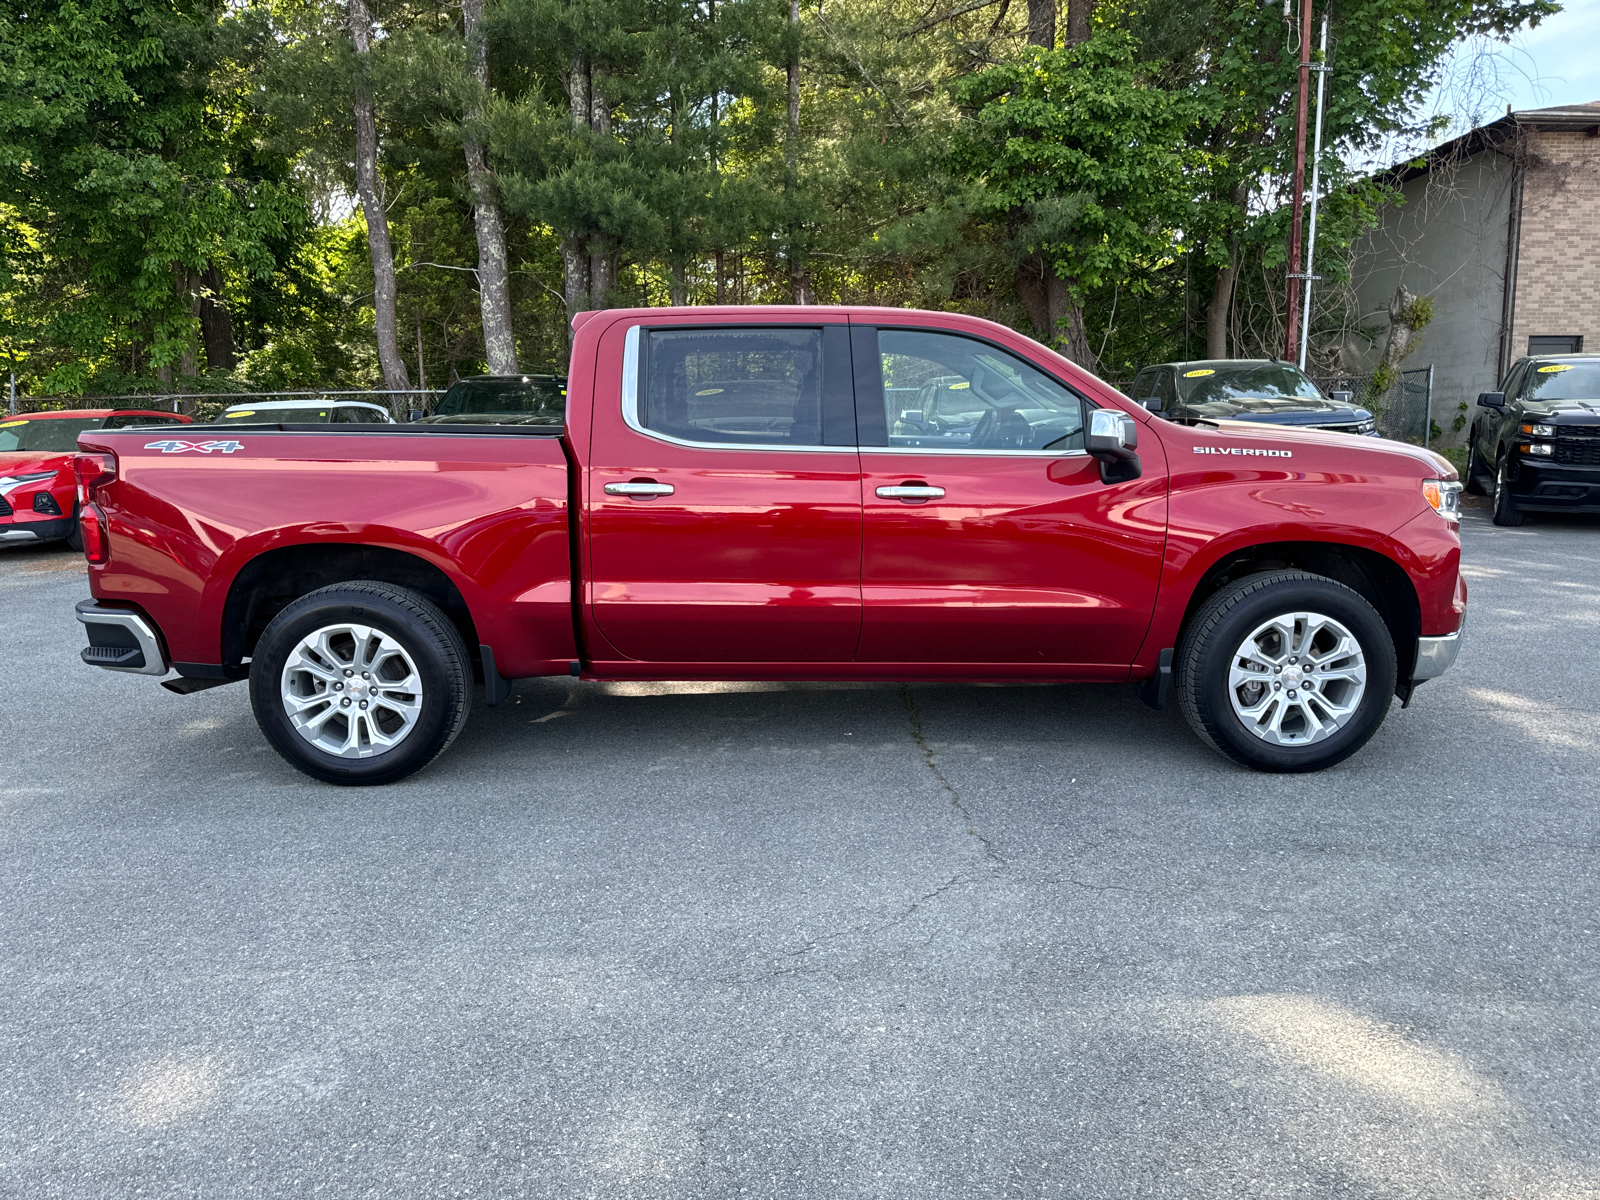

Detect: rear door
[853,323,1166,672]
[585,320,863,663]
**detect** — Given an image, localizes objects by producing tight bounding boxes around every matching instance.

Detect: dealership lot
[2,510,1598,1198]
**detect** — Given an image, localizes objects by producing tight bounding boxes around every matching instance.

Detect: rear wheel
[1492,456,1525,527]
[249,581,471,785]
[65,508,83,552]
[1464,434,1487,495]
[1177,571,1397,772]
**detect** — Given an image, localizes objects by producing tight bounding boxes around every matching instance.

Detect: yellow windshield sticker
[1183,369,1216,378]
[225,410,255,417]
[695,387,724,396]
[0,419,26,428]
[1537,364,1574,373]
[949,381,971,390]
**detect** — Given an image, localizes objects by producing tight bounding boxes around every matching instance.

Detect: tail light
[74,453,117,505]
[73,453,118,564]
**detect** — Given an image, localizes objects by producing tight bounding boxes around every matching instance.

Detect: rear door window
[640,327,847,447]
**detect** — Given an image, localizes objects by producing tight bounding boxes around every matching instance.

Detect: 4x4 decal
[144,439,245,455]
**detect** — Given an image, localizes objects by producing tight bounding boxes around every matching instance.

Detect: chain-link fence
[6,389,443,423]
[1314,366,1436,446]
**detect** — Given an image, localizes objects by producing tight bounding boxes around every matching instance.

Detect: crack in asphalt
[899,685,1008,868]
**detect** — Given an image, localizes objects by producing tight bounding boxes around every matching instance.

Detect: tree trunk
[1378,284,1423,379]
[1064,0,1091,46]
[669,262,688,307]
[461,0,516,374]
[564,48,591,324]
[587,81,615,307]
[194,263,235,372]
[348,0,410,392]
[1026,0,1054,48]
[1015,258,1093,370]
[784,0,810,304]
[1206,251,1236,359]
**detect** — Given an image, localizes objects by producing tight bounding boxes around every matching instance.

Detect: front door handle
[876,485,945,500]
[605,481,675,497]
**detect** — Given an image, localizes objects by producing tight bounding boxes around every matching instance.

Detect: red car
[71,307,1466,784]
[1,408,191,548]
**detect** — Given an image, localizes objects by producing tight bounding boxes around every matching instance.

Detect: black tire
[65,514,82,552]
[1492,456,1525,526]
[1464,434,1486,495]
[249,581,471,786]
[1176,571,1398,773]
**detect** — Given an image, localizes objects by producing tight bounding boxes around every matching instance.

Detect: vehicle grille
[1317,423,1363,435]
[0,495,11,517]
[1555,440,1600,466]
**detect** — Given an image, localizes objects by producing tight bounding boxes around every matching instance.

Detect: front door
[853,324,1167,671]
[586,322,863,663]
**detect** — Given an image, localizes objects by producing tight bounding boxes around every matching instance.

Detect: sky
[1419,0,1600,141]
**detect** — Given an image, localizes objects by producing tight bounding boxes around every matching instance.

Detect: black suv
[1127,359,1378,435]
[1465,354,1600,526]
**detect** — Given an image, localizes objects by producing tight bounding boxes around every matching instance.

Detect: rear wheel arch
[1176,541,1421,688]
[222,544,481,675]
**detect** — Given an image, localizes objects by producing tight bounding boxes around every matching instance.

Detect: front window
[1176,362,1333,419]
[224,406,335,422]
[0,417,103,453]
[879,329,1086,452]
[1521,361,1600,401]
[426,376,566,425]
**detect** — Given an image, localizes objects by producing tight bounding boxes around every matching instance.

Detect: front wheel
[1492,457,1525,526]
[1176,571,1398,772]
[249,581,471,785]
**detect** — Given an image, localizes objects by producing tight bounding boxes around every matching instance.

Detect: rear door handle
[875,485,945,500]
[605,481,675,497]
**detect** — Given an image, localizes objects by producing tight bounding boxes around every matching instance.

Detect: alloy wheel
[1226,611,1368,746]
[279,622,424,758]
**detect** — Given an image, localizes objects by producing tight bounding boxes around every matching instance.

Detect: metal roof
[1389,101,1600,183]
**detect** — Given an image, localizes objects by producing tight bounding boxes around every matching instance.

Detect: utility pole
[1296,12,1330,370]
[7,372,14,416]
[1282,0,1313,362]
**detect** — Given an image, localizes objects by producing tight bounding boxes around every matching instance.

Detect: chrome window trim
[620,323,857,455]
[861,445,1090,459]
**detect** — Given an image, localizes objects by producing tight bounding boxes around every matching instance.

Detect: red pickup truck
[72,307,1466,784]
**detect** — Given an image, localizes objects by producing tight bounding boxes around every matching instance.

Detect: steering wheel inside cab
[969,406,1031,449]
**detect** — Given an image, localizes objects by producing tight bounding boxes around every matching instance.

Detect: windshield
[223,407,334,422]
[1524,362,1600,401]
[0,416,103,453]
[1176,362,1335,417]
[427,377,566,425]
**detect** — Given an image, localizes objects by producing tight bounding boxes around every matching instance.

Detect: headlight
[1356,419,1376,434]
[1422,479,1463,523]
[1519,422,1557,437]
[1518,442,1553,457]
[0,471,56,492]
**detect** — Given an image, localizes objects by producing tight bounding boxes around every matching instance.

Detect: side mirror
[407,409,426,422]
[1477,391,1505,409]
[1329,390,1353,404]
[1086,409,1141,483]
[1139,397,1165,415]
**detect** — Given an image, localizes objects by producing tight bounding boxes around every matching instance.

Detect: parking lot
[2,508,1598,1198]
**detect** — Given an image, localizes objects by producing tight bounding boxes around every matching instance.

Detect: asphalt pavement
[2,508,1598,1199]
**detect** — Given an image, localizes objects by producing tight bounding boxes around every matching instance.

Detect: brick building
[1347,102,1600,446]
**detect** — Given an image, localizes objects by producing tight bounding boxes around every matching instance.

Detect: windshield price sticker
[1537,364,1574,373]
[1194,446,1293,458]
[1184,369,1216,378]
[144,439,245,454]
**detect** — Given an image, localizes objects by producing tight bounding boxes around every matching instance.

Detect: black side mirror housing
[1139,398,1165,415]
[1477,391,1505,409]
[1329,390,1353,404]
[407,409,427,422]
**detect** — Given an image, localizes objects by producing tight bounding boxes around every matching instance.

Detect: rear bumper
[76,599,169,676]
[1412,615,1465,682]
